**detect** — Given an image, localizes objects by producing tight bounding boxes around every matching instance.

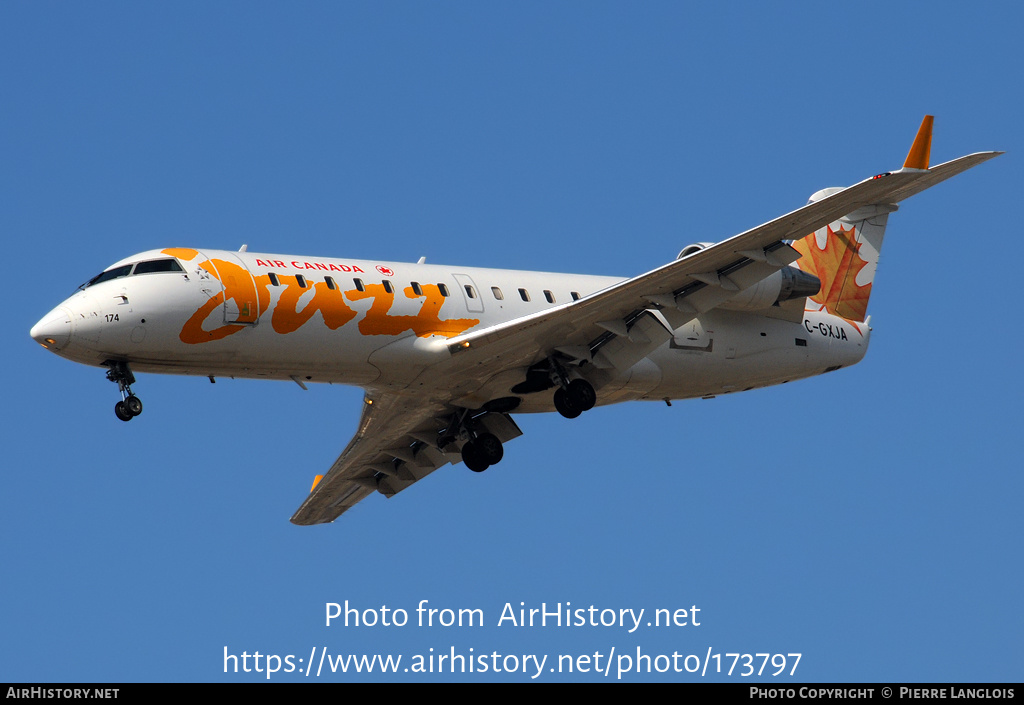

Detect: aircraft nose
[30,306,73,351]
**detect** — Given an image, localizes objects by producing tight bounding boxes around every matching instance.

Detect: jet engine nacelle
[718,266,821,312]
[677,242,715,259]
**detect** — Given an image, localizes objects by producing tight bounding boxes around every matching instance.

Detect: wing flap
[592,311,674,370]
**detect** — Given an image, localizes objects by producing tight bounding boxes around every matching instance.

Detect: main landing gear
[553,378,596,419]
[548,356,597,419]
[510,357,599,420]
[441,409,506,473]
[106,361,143,422]
[461,432,503,473]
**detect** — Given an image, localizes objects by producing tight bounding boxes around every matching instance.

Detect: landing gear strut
[106,362,143,422]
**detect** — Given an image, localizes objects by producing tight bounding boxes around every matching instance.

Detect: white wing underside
[291,152,1000,525]
[290,394,454,523]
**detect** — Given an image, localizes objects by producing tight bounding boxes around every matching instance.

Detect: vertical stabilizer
[791,115,937,322]
[791,201,895,322]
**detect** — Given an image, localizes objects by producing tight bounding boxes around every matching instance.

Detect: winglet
[903,115,934,170]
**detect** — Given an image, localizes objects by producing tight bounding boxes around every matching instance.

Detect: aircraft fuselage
[32,247,867,413]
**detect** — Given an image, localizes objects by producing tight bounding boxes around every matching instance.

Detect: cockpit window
[82,264,133,289]
[80,258,184,290]
[133,258,184,275]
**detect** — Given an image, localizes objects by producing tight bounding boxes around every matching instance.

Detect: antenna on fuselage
[417,256,426,264]
[239,244,248,252]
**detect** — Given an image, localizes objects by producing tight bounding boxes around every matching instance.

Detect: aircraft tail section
[791,196,894,323]
[791,116,935,323]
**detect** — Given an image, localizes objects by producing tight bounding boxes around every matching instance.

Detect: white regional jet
[31,118,999,525]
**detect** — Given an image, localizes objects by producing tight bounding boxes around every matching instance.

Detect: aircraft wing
[290,393,448,525]
[442,152,1001,375]
[290,392,522,525]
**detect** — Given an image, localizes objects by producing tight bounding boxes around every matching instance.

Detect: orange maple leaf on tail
[791,224,872,322]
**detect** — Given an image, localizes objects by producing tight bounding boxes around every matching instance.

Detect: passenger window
[325,276,337,290]
[571,291,581,301]
[438,283,450,297]
[464,285,477,299]
[519,288,530,302]
[382,279,393,294]
[544,290,555,303]
[296,274,308,288]
[491,286,504,300]
[268,273,280,287]
[411,281,423,296]
[353,278,365,292]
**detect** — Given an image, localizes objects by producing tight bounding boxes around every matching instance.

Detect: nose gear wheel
[106,362,143,422]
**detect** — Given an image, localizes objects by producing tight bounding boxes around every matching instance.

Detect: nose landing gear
[106,362,143,422]
[114,395,143,421]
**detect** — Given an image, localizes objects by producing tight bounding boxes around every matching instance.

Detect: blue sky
[3,2,1021,682]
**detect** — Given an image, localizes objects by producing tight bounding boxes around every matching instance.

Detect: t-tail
[792,116,937,323]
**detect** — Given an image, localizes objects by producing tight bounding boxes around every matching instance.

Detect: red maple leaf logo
[792,224,872,322]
